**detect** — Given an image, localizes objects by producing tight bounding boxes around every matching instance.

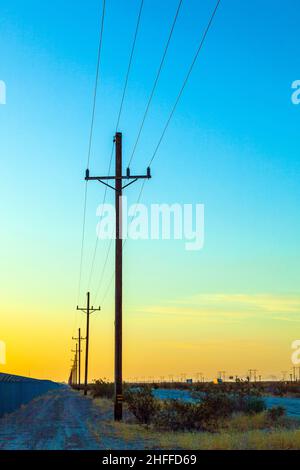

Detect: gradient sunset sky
[0,0,300,382]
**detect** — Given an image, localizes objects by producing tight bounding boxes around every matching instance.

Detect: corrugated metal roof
[0,373,46,383]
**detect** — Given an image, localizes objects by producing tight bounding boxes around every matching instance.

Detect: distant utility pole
[248,369,258,382]
[281,371,287,381]
[72,328,84,389]
[181,373,186,383]
[77,292,100,395]
[85,132,151,421]
[71,348,78,386]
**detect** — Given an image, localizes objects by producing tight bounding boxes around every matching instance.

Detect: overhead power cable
[77,0,106,306]
[127,0,183,168]
[87,0,144,291]
[119,0,222,270]
[148,0,221,168]
[92,0,221,304]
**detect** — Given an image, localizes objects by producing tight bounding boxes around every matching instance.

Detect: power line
[90,0,221,303]
[87,0,107,169]
[116,0,222,244]
[148,0,221,167]
[77,0,106,305]
[87,0,144,292]
[127,0,183,168]
[115,0,144,131]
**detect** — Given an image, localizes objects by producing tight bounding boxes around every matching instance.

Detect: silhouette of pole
[77,292,100,395]
[85,132,151,420]
[73,328,84,389]
[71,343,78,386]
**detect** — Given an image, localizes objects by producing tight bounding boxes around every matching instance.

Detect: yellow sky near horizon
[1,292,299,382]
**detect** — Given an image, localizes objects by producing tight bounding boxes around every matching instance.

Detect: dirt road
[0,387,145,450]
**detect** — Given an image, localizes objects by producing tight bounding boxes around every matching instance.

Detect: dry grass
[108,410,300,450]
[92,397,113,414]
[92,397,300,450]
[111,422,300,450]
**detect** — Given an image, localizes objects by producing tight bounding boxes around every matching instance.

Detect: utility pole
[281,371,287,381]
[72,343,78,385]
[85,132,151,421]
[77,292,100,395]
[72,328,84,389]
[248,369,257,382]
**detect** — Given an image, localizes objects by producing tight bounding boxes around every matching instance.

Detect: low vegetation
[91,380,300,450]
[124,385,267,430]
[90,379,115,399]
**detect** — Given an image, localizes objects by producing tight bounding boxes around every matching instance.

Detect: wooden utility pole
[71,348,78,386]
[115,132,123,420]
[77,292,100,395]
[72,328,84,389]
[85,132,151,420]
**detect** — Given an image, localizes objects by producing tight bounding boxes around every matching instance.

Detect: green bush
[153,400,203,431]
[239,395,267,415]
[267,406,286,422]
[152,393,235,432]
[91,379,114,399]
[124,386,267,431]
[200,391,235,419]
[125,386,159,424]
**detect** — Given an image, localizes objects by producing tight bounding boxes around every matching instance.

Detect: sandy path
[0,387,144,450]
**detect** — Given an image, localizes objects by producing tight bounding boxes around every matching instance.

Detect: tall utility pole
[77,292,101,395]
[85,132,151,420]
[72,328,84,389]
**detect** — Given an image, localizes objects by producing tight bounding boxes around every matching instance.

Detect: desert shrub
[91,379,114,399]
[267,406,286,422]
[200,391,235,418]
[125,386,159,424]
[124,385,267,431]
[239,395,267,415]
[153,400,204,431]
[153,392,236,432]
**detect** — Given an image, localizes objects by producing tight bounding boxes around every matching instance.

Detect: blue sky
[0,0,300,379]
